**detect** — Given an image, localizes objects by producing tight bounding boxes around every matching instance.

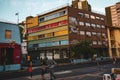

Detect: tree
[70,40,97,59]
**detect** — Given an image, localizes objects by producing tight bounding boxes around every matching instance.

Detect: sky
[0,0,119,23]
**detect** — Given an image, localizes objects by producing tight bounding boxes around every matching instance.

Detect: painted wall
[26,16,38,28]
[0,22,21,44]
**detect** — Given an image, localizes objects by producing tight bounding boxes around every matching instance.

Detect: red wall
[0,43,21,64]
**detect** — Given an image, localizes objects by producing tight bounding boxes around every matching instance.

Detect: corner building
[27,5,108,60]
[106,2,120,58]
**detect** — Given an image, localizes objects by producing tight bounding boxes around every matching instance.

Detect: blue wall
[0,22,21,44]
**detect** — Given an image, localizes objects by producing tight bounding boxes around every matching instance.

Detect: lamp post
[15,12,19,24]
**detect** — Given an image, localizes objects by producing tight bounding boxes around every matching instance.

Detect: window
[97,33,101,36]
[101,18,104,21]
[103,41,108,46]
[86,32,91,36]
[33,44,38,47]
[46,42,52,47]
[39,17,44,22]
[85,14,89,18]
[41,10,67,22]
[52,41,59,46]
[39,43,46,47]
[86,23,91,27]
[96,25,101,28]
[78,12,84,17]
[5,30,11,39]
[38,34,45,39]
[91,15,95,19]
[102,33,106,36]
[92,32,96,36]
[59,10,67,16]
[80,31,85,35]
[28,44,33,48]
[79,21,84,26]
[101,25,105,28]
[91,24,96,28]
[93,41,97,45]
[60,40,68,45]
[96,16,100,19]
[98,41,102,45]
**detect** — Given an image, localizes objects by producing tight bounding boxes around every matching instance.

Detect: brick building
[26,2,108,60]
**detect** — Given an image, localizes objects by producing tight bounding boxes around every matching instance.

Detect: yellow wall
[39,15,67,26]
[28,29,68,41]
[54,30,68,36]
[28,35,38,41]
[45,33,53,38]
[26,16,38,28]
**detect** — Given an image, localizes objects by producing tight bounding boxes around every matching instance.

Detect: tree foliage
[70,40,97,59]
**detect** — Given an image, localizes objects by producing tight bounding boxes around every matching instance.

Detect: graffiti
[69,17,79,34]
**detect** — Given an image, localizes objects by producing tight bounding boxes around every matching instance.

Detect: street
[1,61,119,80]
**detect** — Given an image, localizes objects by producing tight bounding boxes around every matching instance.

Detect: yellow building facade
[27,6,69,59]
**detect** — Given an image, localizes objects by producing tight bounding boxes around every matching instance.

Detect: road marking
[55,70,72,75]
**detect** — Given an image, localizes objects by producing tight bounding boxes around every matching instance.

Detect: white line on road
[55,70,72,75]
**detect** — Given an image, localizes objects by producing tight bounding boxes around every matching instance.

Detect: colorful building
[0,21,21,72]
[26,2,108,60]
[106,2,120,58]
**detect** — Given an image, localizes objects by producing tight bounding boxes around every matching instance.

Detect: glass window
[96,25,101,28]
[46,42,52,47]
[96,16,100,19]
[91,24,96,28]
[93,41,97,45]
[102,33,106,36]
[60,40,68,45]
[97,33,101,36]
[52,41,59,46]
[79,21,84,26]
[59,10,67,16]
[101,25,105,28]
[85,14,89,18]
[39,43,46,47]
[86,32,91,36]
[33,44,38,47]
[91,15,95,19]
[39,17,44,22]
[80,31,85,35]
[92,32,96,36]
[5,30,11,39]
[78,12,84,17]
[98,41,102,45]
[38,34,45,39]
[28,44,33,48]
[86,23,91,27]
[101,18,104,20]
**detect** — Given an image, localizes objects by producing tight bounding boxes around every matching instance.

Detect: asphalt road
[0,60,120,80]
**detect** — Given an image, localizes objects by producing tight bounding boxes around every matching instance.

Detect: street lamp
[15,12,19,24]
